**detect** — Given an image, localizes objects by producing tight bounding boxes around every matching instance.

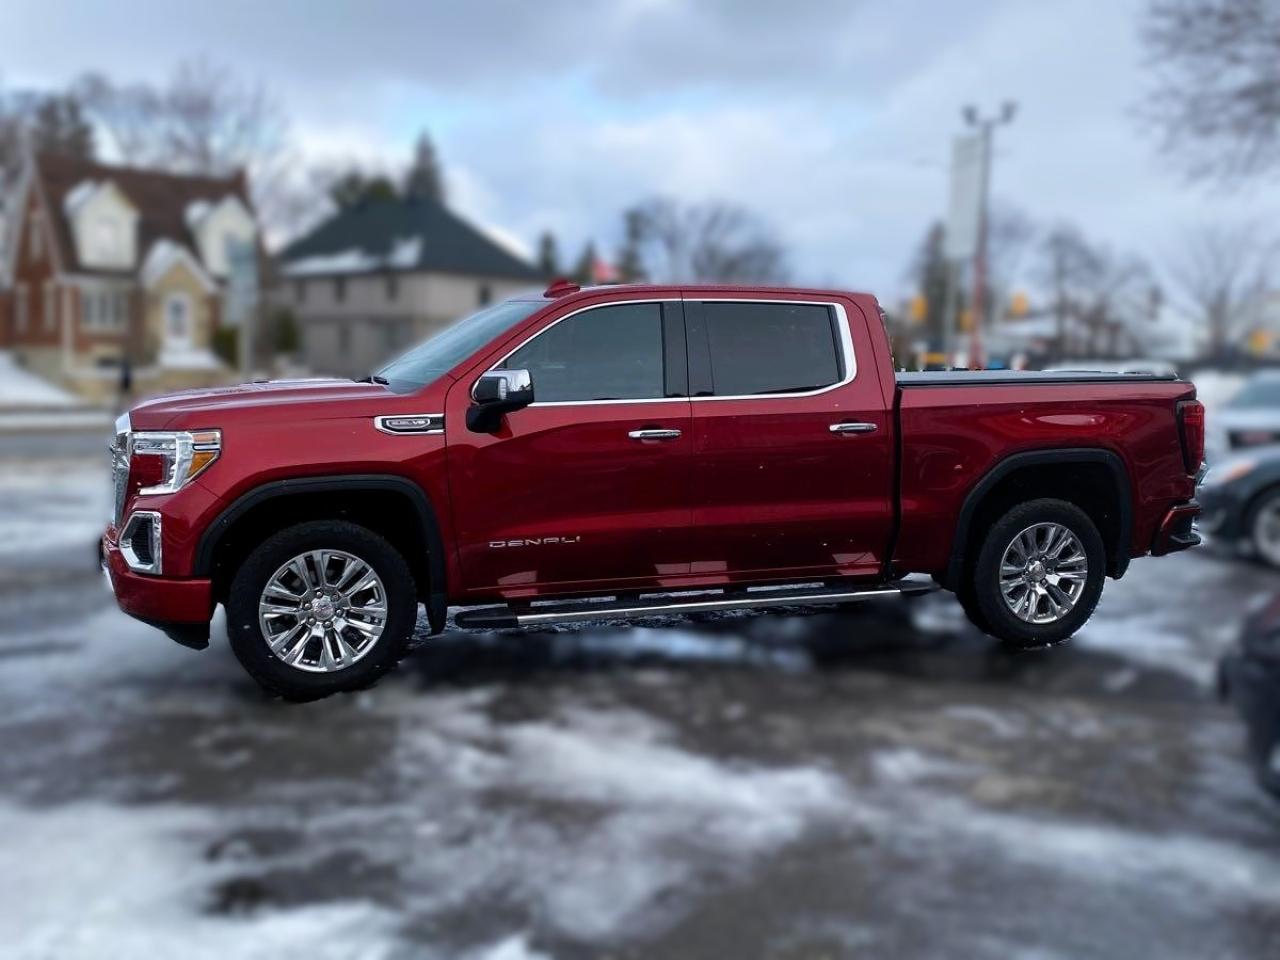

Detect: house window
[43,281,55,331]
[80,289,128,332]
[386,274,398,301]
[334,277,346,303]
[15,285,28,332]
[478,283,492,306]
[29,213,43,261]
[295,280,306,304]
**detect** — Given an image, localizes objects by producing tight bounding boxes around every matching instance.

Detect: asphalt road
[1,441,1277,959]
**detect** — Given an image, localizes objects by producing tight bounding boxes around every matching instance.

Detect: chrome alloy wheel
[257,550,388,673]
[998,522,1089,625]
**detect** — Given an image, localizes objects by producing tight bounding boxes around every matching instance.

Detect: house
[0,151,259,403]
[273,195,542,377]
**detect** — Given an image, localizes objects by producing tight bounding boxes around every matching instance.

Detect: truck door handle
[830,422,878,434]
[628,428,682,441]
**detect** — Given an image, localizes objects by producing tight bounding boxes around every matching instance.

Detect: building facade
[0,151,259,403]
[273,195,542,377]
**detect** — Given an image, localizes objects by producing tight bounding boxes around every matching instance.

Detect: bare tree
[1168,223,1275,359]
[1139,0,1280,180]
[76,60,284,176]
[73,60,292,241]
[986,202,1037,306]
[1035,225,1158,359]
[625,197,788,284]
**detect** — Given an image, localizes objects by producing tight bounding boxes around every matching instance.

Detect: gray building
[274,196,542,377]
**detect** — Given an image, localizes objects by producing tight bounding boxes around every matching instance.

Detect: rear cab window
[687,301,847,397]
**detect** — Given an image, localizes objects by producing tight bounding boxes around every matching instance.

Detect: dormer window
[66,180,138,270]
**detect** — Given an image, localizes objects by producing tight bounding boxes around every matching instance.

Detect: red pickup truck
[103,282,1204,699]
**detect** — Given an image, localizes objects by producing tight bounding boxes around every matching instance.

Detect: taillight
[1178,400,1205,475]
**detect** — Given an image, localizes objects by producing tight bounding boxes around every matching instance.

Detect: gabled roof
[278,195,540,281]
[33,151,253,278]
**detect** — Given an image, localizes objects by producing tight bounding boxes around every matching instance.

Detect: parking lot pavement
[1,451,1278,959]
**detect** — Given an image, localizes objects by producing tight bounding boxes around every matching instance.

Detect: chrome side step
[453,577,937,630]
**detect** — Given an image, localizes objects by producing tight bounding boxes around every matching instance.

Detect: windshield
[375,299,546,391]
[1229,378,1280,411]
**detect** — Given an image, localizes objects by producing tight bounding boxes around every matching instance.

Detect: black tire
[971,498,1106,649]
[1246,486,1280,570]
[227,520,418,701]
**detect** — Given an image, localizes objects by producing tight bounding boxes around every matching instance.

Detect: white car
[1215,371,1280,454]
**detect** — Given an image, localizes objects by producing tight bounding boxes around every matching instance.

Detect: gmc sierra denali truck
[102,281,1204,699]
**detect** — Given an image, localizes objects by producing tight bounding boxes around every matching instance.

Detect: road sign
[945,133,986,261]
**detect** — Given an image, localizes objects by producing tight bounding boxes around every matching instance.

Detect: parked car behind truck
[102,282,1205,699]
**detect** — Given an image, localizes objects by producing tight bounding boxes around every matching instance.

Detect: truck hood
[128,377,441,430]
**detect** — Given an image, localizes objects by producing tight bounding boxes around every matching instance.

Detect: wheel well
[951,458,1129,588]
[205,488,433,606]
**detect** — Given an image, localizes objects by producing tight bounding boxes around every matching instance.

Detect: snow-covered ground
[0,351,78,407]
[0,442,1277,959]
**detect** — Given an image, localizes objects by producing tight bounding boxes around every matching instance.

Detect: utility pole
[961,101,1016,369]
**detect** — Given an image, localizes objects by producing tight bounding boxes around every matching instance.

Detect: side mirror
[467,369,534,433]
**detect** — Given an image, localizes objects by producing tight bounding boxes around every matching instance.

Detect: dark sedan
[1220,593,1280,798]
[1198,445,1280,569]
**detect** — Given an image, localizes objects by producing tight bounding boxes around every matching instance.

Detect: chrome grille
[111,414,131,526]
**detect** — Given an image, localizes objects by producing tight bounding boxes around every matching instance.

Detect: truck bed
[897,370,1181,387]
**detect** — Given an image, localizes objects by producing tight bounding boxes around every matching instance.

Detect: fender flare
[943,448,1133,590]
[194,474,449,634]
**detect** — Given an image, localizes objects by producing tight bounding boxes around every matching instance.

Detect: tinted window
[701,302,843,396]
[503,303,664,402]
[377,299,544,391]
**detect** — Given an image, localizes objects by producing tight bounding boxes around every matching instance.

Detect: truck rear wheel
[226,520,418,701]
[970,498,1106,649]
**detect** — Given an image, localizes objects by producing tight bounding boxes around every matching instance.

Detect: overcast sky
[2,0,1277,302]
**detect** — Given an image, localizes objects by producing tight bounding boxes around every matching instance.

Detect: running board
[453,578,937,630]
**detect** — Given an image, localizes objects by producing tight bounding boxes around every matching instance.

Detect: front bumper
[101,534,213,649]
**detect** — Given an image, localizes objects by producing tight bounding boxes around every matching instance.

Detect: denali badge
[489,536,582,548]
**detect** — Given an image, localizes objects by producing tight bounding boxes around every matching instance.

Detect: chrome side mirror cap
[467,369,535,433]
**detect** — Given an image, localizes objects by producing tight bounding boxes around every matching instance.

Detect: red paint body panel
[893,381,1198,573]
[685,294,895,582]
[100,283,1201,633]
[103,537,213,623]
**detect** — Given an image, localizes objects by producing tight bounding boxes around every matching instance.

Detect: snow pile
[62,180,99,217]
[0,352,78,408]
[0,800,401,960]
[283,236,423,276]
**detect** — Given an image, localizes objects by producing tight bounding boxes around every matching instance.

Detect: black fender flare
[942,448,1133,590]
[194,474,449,634]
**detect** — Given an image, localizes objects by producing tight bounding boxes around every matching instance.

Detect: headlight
[131,429,221,495]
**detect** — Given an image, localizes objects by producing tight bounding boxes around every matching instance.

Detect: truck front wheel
[970,498,1106,649]
[226,520,419,700]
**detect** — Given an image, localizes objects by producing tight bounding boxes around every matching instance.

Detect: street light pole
[962,101,1016,370]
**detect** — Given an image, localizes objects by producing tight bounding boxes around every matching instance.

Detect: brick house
[273,195,542,377]
[0,151,259,403]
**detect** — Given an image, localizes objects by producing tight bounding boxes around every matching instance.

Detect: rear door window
[696,302,845,396]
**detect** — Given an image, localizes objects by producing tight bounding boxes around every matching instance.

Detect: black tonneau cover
[897,370,1181,387]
